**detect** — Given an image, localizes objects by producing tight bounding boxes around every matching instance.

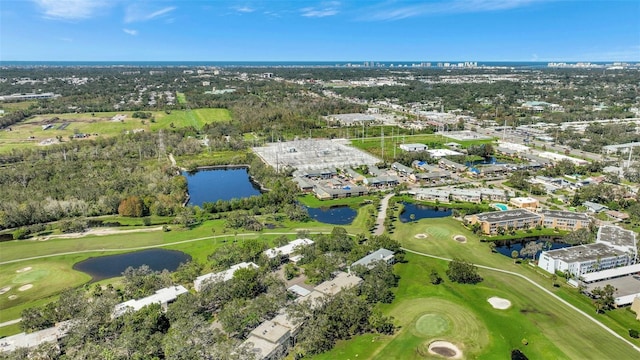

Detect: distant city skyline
[1,0,639,62]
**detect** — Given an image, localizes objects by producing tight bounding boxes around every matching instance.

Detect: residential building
[597,225,638,260]
[264,238,314,263]
[583,201,608,213]
[509,197,539,210]
[391,162,415,175]
[194,262,259,291]
[113,286,188,317]
[464,209,542,235]
[413,188,451,203]
[364,175,399,188]
[292,177,313,192]
[313,184,368,199]
[539,210,590,231]
[538,243,630,277]
[450,189,482,203]
[438,158,467,172]
[410,171,451,183]
[345,168,365,182]
[350,248,395,270]
[0,320,73,353]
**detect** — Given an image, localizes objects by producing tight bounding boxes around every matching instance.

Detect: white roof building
[194,262,259,291]
[400,143,428,152]
[264,238,314,259]
[113,285,188,317]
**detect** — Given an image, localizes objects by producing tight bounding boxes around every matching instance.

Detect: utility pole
[381,126,385,162]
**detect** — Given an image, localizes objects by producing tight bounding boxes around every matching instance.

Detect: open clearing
[0,109,231,152]
[488,296,512,310]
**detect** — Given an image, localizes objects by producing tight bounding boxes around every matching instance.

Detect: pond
[465,156,504,166]
[73,249,191,282]
[399,202,452,223]
[495,238,571,260]
[306,205,357,225]
[183,168,262,206]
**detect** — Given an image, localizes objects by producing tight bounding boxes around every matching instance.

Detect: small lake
[306,206,357,225]
[183,168,262,206]
[73,249,191,282]
[495,238,571,260]
[399,202,452,222]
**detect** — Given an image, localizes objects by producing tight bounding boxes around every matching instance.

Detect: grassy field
[350,133,493,159]
[176,92,187,105]
[298,194,379,208]
[314,250,640,359]
[0,109,231,153]
[0,207,373,332]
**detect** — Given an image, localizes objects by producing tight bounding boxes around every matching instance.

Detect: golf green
[415,314,450,337]
[12,269,49,284]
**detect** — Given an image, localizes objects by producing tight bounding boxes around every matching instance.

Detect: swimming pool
[492,203,508,211]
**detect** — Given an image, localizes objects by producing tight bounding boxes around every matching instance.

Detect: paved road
[402,248,640,353]
[374,193,395,235]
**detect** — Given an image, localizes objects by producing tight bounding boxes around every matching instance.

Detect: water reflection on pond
[399,202,452,223]
[73,249,191,282]
[183,168,262,206]
[306,206,357,225]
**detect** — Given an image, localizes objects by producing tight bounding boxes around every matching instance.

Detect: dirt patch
[16,266,32,273]
[414,233,428,239]
[428,341,463,359]
[453,235,467,243]
[18,284,33,291]
[488,296,511,310]
[0,286,10,295]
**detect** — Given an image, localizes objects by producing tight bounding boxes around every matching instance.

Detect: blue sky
[1,0,639,61]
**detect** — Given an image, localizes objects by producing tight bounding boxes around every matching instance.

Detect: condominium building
[464,209,542,235]
[538,243,630,277]
[539,210,590,231]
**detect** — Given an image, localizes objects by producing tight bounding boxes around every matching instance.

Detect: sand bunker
[453,235,467,243]
[8,295,17,300]
[488,297,512,310]
[428,341,463,359]
[0,286,10,295]
[18,284,33,292]
[415,233,428,239]
[16,266,32,273]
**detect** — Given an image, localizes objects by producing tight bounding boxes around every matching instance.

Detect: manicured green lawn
[297,194,379,208]
[176,92,187,104]
[315,252,640,359]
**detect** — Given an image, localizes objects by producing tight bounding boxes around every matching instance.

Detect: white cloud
[301,1,340,18]
[362,0,549,21]
[123,28,138,36]
[234,6,255,13]
[32,0,110,20]
[124,4,176,23]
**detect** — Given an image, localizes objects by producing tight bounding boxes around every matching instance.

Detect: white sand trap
[488,297,511,310]
[428,341,463,359]
[0,286,10,295]
[415,233,428,239]
[18,284,33,291]
[453,235,467,243]
[16,266,32,273]
[8,295,18,300]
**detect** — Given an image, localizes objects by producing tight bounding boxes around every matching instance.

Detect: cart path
[0,231,329,265]
[374,193,395,235]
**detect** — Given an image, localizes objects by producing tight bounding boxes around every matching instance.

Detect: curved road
[402,248,640,353]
